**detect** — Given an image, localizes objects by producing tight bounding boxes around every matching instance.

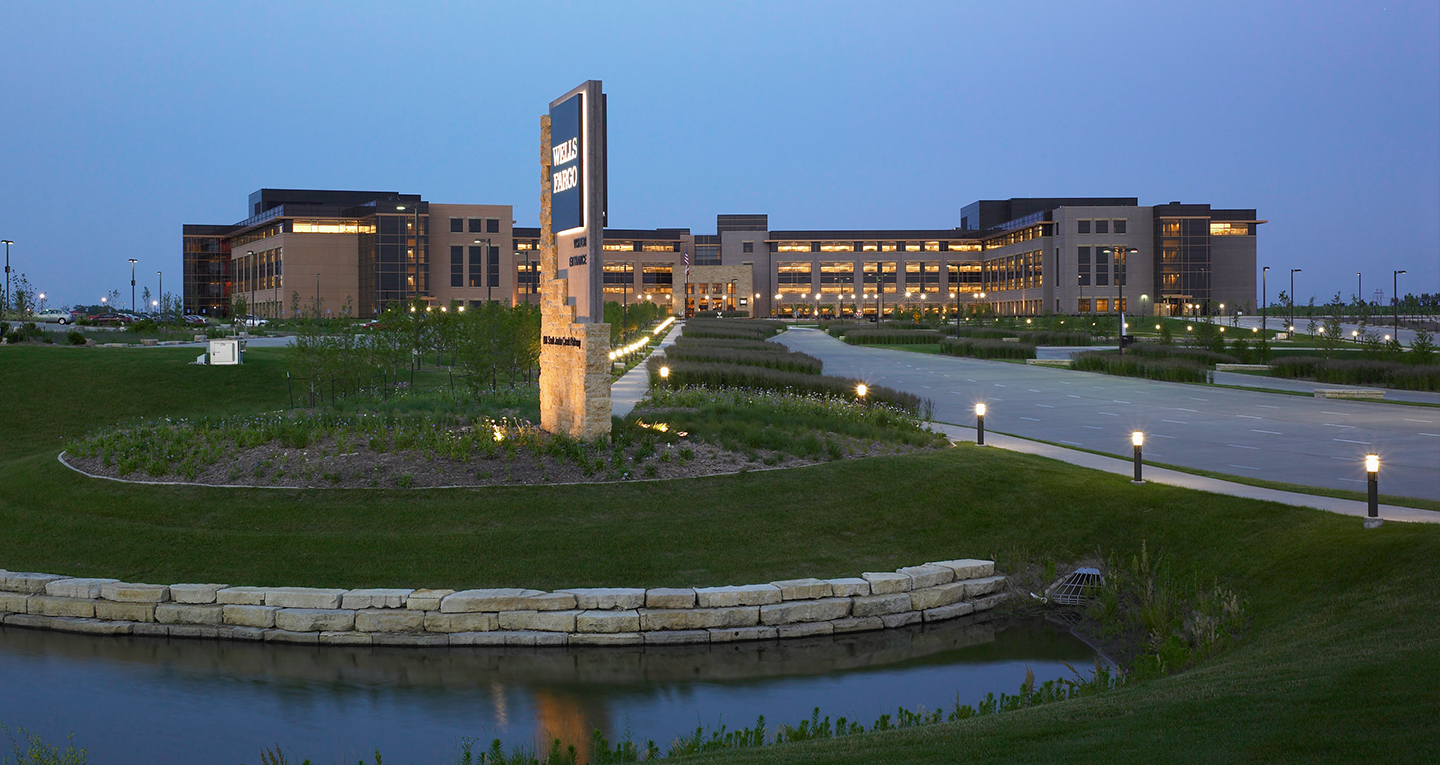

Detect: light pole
[128,258,138,313]
[1102,247,1138,355]
[38,293,46,312]
[1289,268,1301,333]
[157,271,163,320]
[474,238,493,303]
[729,279,737,313]
[1393,270,1407,334]
[951,291,960,329]
[1261,266,1269,335]
[1,239,12,313]
[1356,272,1362,323]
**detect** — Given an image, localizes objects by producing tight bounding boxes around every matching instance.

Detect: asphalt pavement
[776,328,1440,501]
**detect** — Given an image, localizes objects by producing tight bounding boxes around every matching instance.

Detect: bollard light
[856,383,867,399]
[659,365,670,380]
[1364,454,1381,528]
[1132,431,1145,484]
[975,403,986,446]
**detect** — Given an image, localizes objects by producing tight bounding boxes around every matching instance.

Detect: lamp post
[951,291,960,328]
[1393,270,1407,335]
[128,258,138,313]
[729,279,737,313]
[472,237,494,303]
[1,239,12,313]
[38,293,46,312]
[157,271,163,320]
[1356,272,1362,323]
[1132,431,1144,484]
[1289,268,1301,333]
[1102,247,1138,355]
[975,403,986,446]
[1261,266,1269,335]
[1365,454,1381,528]
[315,273,321,317]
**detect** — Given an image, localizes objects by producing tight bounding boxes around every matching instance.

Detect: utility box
[208,338,242,365]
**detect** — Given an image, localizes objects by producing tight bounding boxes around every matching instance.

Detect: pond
[0,613,1098,764]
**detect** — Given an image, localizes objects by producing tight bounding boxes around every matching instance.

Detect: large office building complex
[184,191,1260,320]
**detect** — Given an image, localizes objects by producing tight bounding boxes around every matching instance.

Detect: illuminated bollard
[1364,454,1383,529]
[975,403,986,446]
[1132,431,1145,484]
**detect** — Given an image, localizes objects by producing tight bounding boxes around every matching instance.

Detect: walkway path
[928,422,1440,525]
[611,323,683,418]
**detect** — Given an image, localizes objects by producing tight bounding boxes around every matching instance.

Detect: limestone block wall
[0,559,1007,648]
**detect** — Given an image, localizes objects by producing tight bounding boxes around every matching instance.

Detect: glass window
[1078,246,1091,286]
[1096,298,1109,312]
[819,261,854,294]
[451,246,463,287]
[450,218,463,233]
[487,219,500,234]
[1078,298,1091,313]
[642,264,673,293]
[468,246,483,287]
[1077,220,1091,234]
[777,262,813,294]
[468,219,483,233]
[1095,220,1109,235]
[1114,219,1127,234]
[742,241,754,253]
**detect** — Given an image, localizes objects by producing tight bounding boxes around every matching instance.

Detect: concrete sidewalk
[611,323,683,418]
[929,421,1440,525]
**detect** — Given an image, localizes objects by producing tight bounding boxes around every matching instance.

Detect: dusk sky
[0,1,1435,310]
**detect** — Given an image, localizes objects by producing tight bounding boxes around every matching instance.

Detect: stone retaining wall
[0,559,1006,648]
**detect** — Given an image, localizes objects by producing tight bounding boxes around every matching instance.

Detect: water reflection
[0,613,1094,764]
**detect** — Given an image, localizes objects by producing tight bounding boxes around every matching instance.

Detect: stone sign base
[538,266,611,440]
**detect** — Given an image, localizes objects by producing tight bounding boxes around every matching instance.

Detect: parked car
[182,314,209,326]
[33,309,73,325]
[236,315,268,328]
[88,312,134,326]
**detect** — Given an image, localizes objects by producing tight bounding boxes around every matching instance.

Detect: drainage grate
[1048,567,1104,606]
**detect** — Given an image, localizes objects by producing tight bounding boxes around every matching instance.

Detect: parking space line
[1162,419,1188,424]
[1228,444,1259,449]
[1251,429,1282,435]
[1020,416,1040,421]
[1333,438,1371,444]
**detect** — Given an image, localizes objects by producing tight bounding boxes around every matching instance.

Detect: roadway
[775,328,1440,501]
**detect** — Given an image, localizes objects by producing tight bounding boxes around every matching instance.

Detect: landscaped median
[0,559,1005,647]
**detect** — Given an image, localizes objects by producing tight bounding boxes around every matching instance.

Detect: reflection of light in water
[532,689,597,764]
[491,680,508,727]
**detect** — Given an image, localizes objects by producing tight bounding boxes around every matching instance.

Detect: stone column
[538,115,612,440]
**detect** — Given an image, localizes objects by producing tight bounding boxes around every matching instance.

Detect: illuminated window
[603,261,633,293]
[881,242,897,252]
[1096,298,1109,312]
[819,262,854,293]
[643,243,677,252]
[777,262,813,294]
[904,243,921,252]
[642,264,673,293]
[1078,298,1091,312]
[292,220,372,235]
[1209,222,1250,236]
[861,242,878,252]
[819,243,853,252]
[777,242,809,252]
[603,242,632,251]
[516,241,536,251]
[924,242,940,252]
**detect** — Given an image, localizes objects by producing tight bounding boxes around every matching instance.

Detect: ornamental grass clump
[645,357,929,416]
[1270,356,1440,391]
[842,329,946,345]
[661,345,823,374]
[939,337,1037,360]
[1071,351,1208,383]
[681,318,783,341]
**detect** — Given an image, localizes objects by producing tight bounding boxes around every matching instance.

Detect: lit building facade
[184,191,1258,319]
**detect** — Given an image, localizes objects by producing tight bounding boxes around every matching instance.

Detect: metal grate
[1049,567,1104,606]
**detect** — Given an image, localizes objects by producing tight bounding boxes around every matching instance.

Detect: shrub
[67,330,86,345]
[939,337,1037,360]
[943,326,1016,340]
[843,329,946,345]
[682,318,782,341]
[1071,351,1209,383]
[1020,330,1093,346]
[671,336,790,352]
[646,358,928,415]
[662,345,823,374]
[1125,344,1238,366]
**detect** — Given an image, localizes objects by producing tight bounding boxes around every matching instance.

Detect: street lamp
[1393,270,1407,335]
[473,237,494,303]
[157,271,163,320]
[951,291,959,328]
[1289,268,1301,334]
[1,240,12,313]
[38,293,46,312]
[1365,454,1381,528]
[1132,431,1145,484]
[975,403,986,446]
[1261,266,1269,335]
[1101,247,1138,356]
[128,258,138,313]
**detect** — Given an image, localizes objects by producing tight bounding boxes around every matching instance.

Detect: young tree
[1409,328,1436,365]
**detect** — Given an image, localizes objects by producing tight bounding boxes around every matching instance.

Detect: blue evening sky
[0,1,1435,309]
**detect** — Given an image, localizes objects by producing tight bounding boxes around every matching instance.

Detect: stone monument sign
[539,80,611,439]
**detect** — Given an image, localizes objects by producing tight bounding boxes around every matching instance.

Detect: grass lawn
[1,345,1437,762]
